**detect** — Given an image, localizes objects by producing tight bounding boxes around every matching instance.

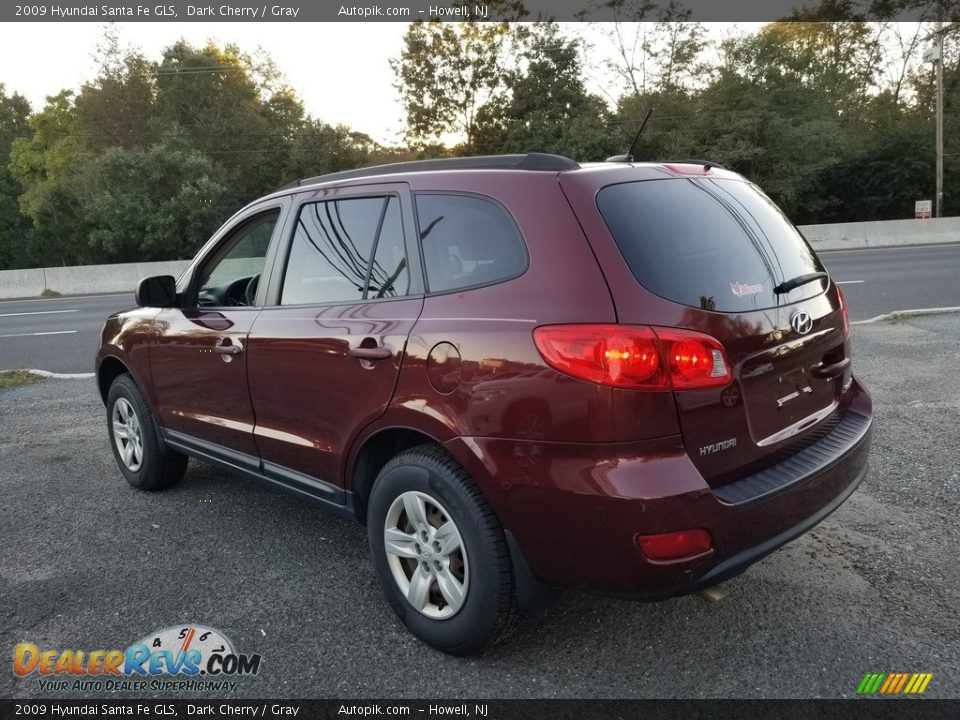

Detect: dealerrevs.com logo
[13,625,262,693]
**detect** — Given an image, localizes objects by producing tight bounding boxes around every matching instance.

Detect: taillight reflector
[636,529,712,561]
[533,324,731,390]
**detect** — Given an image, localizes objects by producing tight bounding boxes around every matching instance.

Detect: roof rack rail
[279,153,580,191]
[665,159,729,170]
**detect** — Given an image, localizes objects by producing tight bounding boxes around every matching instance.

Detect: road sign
[915,199,932,219]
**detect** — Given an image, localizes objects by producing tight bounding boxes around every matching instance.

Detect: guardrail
[1,217,958,300]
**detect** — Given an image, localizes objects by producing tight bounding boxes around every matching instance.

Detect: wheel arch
[96,354,132,405]
[349,425,449,524]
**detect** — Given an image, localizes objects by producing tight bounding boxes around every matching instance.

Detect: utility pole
[925,20,957,218]
[936,20,944,218]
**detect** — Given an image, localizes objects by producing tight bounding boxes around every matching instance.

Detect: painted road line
[0,309,79,318]
[0,330,78,338]
[0,292,131,305]
[836,280,864,284]
[852,306,960,325]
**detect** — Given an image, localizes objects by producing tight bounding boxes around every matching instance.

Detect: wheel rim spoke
[435,568,465,612]
[433,521,461,556]
[383,527,420,559]
[113,421,128,440]
[407,566,432,611]
[402,492,429,529]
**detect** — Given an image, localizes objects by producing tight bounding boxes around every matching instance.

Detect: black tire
[106,373,187,491]
[367,444,517,655]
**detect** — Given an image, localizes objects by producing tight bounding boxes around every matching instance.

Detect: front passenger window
[280,196,409,305]
[196,212,278,307]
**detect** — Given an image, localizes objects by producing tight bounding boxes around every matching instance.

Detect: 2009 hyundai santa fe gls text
[96,153,873,654]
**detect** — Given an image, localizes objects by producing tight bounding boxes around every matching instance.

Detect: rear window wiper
[774,271,829,294]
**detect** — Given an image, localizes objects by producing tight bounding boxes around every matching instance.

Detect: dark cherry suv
[96,154,872,654]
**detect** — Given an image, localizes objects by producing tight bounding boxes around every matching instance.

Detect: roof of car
[264,156,742,210]
[280,153,581,191]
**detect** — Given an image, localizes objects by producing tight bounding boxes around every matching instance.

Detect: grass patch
[40,288,61,298]
[887,312,914,322]
[0,369,41,390]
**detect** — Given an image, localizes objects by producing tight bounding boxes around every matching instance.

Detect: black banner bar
[2,700,960,720]
[1,0,953,23]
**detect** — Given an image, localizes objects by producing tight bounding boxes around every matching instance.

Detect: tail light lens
[533,324,731,390]
[836,285,850,338]
[636,529,712,562]
[653,327,731,390]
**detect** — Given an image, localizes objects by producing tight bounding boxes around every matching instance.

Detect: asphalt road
[819,243,960,320]
[1,314,958,699]
[0,293,134,374]
[0,243,958,373]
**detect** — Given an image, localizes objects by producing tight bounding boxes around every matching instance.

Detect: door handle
[214,343,242,356]
[349,346,392,360]
[812,357,849,378]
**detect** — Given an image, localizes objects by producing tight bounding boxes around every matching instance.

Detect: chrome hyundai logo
[791,311,813,335]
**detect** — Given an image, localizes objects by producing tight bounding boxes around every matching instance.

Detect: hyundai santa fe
[96,153,873,655]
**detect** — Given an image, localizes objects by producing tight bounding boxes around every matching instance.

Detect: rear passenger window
[415,194,527,293]
[281,196,408,305]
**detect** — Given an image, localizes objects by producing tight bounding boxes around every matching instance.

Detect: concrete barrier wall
[800,216,960,251]
[0,260,190,300]
[1,217,958,300]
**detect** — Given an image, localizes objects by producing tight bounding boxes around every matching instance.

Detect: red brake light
[636,529,712,562]
[532,325,665,389]
[652,327,731,390]
[533,325,731,390]
[836,285,850,338]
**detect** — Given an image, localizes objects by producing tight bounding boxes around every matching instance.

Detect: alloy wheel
[383,490,469,619]
[112,397,144,472]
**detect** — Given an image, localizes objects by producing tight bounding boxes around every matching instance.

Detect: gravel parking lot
[1,314,958,699]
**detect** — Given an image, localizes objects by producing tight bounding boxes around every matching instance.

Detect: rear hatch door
[561,167,849,486]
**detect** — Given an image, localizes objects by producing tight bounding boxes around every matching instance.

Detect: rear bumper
[446,379,872,597]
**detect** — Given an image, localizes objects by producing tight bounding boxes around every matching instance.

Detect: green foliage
[2,36,382,269]
[473,22,620,160]
[392,19,515,150]
[0,85,33,269]
[2,15,958,271]
[8,91,95,266]
[85,143,226,261]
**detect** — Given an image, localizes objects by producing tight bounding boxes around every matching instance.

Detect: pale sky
[2,21,916,147]
[2,23,410,144]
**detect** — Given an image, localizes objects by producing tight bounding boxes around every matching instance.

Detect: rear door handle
[812,357,850,378]
[214,343,242,356]
[348,346,392,360]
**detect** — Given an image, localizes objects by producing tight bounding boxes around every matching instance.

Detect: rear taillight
[837,285,850,338]
[652,327,731,390]
[533,325,731,390]
[636,529,712,562]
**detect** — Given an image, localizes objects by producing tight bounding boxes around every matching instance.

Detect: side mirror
[135,275,177,308]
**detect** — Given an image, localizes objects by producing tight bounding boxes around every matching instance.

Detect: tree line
[0,9,957,270]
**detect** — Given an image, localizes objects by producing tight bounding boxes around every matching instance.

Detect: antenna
[606,108,654,163]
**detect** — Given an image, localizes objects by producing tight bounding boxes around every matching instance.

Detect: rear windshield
[596,178,825,312]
